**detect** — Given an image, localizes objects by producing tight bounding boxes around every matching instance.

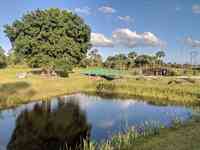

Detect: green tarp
[81,68,122,79]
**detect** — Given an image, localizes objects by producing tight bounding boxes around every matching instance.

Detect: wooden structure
[142,67,173,76]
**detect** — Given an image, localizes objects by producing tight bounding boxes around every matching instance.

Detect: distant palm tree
[156,51,165,60]
[155,51,165,66]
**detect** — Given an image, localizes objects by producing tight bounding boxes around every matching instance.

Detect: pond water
[0,93,192,150]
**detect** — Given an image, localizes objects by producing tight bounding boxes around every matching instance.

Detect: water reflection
[0,94,193,150]
[7,98,91,150]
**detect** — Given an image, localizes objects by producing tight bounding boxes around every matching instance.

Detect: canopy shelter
[81,68,122,80]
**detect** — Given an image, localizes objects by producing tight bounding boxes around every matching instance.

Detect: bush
[96,81,116,93]
[53,59,72,78]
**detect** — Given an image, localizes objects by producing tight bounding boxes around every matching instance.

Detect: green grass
[0,67,200,109]
[92,77,200,105]
[0,67,93,109]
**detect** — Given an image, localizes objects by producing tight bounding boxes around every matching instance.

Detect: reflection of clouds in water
[76,94,95,109]
[98,120,115,128]
[117,100,137,110]
[79,100,94,110]
[63,94,95,110]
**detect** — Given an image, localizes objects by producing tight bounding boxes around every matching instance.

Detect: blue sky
[1,0,200,63]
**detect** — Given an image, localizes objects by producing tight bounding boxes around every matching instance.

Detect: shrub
[96,81,116,93]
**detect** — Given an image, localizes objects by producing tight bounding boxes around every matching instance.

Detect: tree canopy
[4,8,91,72]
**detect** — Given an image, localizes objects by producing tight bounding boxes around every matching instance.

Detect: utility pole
[190,51,198,66]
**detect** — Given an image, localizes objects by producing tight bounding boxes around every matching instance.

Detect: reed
[82,116,200,150]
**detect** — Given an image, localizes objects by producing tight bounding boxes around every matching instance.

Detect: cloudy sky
[1,0,200,63]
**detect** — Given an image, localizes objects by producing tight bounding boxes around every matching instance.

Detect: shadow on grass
[0,82,36,107]
[0,82,30,94]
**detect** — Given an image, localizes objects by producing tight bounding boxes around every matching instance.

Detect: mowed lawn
[0,67,93,108]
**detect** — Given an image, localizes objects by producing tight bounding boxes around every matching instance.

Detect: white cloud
[91,32,114,47]
[98,6,116,14]
[118,16,133,23]
[74,6,91,15]
[90,28,165,48]
[192,4,200,14]
[112,28,165,48]
[183,37,200,48]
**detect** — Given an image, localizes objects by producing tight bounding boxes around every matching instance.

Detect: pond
[0,93,192,150]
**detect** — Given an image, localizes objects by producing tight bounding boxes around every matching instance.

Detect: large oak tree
[4,8,91,72]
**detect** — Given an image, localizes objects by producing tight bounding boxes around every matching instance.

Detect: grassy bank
[0,67,93,109]
[0,67,200,109]
[91,77,200,105]
[83,116,200,150]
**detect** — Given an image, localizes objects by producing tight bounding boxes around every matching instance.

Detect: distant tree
[135,55,153,67]
[104,56,115,68]
[104,51,167,70]
[155,51,165,59]
[4,8,91,74]
[0,46,7,68]
[155,51,165,65]
[79,49,103,68]
[88,49,103,67]
[128,51,137,68]
[128,51,137,60]
[105,54,129,70]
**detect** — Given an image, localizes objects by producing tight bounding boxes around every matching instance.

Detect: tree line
[80,49,166,70]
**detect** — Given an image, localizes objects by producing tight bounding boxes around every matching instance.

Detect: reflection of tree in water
[7,98,91,150]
